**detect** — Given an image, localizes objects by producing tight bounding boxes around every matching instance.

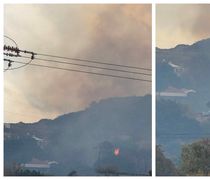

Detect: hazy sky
[4,4,151,123]
[157,4,210,48]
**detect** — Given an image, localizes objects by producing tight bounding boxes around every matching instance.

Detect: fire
[114,148,120,156]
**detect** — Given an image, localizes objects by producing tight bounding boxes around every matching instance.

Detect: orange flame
[114,148,120,156]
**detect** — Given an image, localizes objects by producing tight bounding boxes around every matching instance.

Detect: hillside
[156,38,210,112]
[156,99,210,164]
[4,95,151,176]
[156,38,210,167]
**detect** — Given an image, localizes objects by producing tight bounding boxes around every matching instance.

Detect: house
[21,158,58,174]
[157,87,196,97]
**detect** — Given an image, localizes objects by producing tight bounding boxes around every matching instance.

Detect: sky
[4,4,151,123]
[157,4,210,48]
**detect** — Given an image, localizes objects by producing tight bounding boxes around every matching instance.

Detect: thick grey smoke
[4,5,151,122]
[192,5,210,38]
[156,4,210,48]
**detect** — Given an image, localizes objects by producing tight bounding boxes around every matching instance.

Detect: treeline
[156,138,210,176]
[4,163,44,176]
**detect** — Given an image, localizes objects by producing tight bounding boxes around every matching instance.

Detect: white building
[157,87,196,97]
[21,158,58,174]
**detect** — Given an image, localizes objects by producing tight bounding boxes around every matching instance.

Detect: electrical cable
[37,52,152,71]
[11,60,152,82]
[3,37,152,78]
[20,55,151,76]
[7,58,33,71]
[4,36,20,71]
[4,35,19,48]
[4,57,33,71]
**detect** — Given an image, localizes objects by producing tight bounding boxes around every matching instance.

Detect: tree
[4,162,22,176]
[180,139,210,176]
[68,170,77,176]
[15,169,43,176]
[4,163,43,176]
[156,145,178,176]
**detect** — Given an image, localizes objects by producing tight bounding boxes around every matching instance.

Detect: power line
[4,58,13,72]
[3,44,36,71]
[20,55,151,76]
[10,60,152,82]
[4,35,19,48]
[4,37,20,72]
[36,53,152,71]
[3,43,152,81]
[4,45,152,72]
[4,45,35,59]
[4,58,33,71]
